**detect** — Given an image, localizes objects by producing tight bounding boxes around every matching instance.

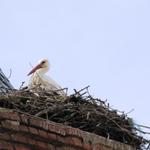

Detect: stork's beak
[27,64,42,76]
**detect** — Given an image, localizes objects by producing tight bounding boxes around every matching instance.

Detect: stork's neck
[36,67,49,75]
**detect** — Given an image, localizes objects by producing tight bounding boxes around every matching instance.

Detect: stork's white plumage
[27,59,65,96]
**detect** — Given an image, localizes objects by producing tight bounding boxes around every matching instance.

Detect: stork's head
[27,58,50,76]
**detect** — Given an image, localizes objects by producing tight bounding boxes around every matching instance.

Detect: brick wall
[0,108,135,150]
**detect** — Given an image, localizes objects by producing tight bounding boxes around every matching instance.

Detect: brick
[9,112,20,121]
[5,120,20,125]
[28,138,37,146]
[49,123,66,136]
[0,140,14,150]
[92,144,102,150]
[48,124,56,133]
[71,137,83,147]
[41,120,49,130]
[0,132,11,141]
[83,143,92,150]
[64,136,82,147]
[6,125,37,147]
[29,127,38,135]
[56,135,83,148]
[15,145,31,150]
[11,134,28,144]
[47,144,56,150]
[66,127,81,137]
[47,132,57,141]
[19,125,29,133]
[29,117,43,128]
[0,111,20,121]
[64,136,75,145]
[55,146,64,150]
[38,129,48,139]
[20,114,29,124]
[1,120,20,131]
[30,118,49,130]
[63,146,77,150]
[36,141,48,149]
[57,134,65,144]
[55,125,66,136]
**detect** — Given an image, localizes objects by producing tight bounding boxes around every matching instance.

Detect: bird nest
[0,86,148,149]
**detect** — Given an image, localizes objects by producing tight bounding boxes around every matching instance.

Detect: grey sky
[0,0,150,133]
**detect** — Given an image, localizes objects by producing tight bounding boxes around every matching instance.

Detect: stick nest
[0,86,148,149]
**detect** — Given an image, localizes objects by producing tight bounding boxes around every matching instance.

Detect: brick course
[0,108,135,150]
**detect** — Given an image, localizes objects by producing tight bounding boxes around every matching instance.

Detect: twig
[8,68,12,79]
[125,109,135,115]
[135,127,150,135]
[19,82,25,89]
[77,85,90,93]
[135,124,150,130]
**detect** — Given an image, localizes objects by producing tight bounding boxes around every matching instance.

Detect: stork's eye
[41,61,45,64]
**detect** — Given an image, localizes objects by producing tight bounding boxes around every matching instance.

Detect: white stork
[27,59,65,96]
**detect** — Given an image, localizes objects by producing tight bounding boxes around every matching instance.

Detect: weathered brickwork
[0,108,135,150]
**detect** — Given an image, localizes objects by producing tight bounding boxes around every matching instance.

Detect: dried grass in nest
[0,86,147,149]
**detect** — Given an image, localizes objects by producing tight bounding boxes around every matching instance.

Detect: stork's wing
[43,75,66,95]
[44,75,62,90]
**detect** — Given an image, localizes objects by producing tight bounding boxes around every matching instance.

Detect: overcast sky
[0,0,150,136]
